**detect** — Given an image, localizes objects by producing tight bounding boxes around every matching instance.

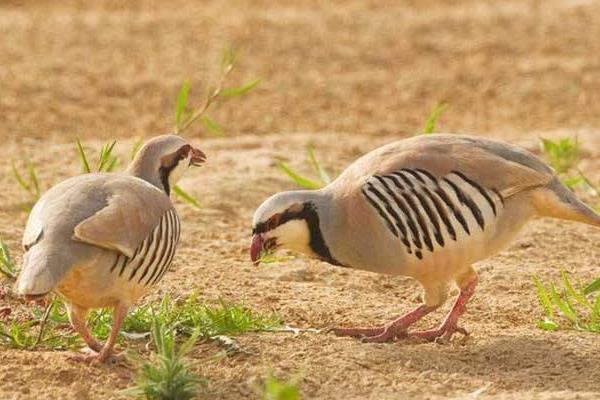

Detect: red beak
[250,234,264,265]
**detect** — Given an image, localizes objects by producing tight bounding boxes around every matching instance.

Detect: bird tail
[15,244,66,297]
[533,178,600,228]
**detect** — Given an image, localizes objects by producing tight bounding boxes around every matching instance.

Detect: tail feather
[15,245,67,296]
[534,178,600,227]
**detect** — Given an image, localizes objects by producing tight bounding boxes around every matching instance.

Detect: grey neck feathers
[126,150,165,193]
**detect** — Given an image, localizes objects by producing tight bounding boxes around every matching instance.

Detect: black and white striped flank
[110,208,181,286]
[362,168,504,260]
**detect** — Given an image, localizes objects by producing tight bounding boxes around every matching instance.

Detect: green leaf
[276,161,323,190]
[262,375,301,400]
[562,175,584,190]
[27,161,40,198]
[539,137,579,174]
[422,102,448,134]
[591,296,600,325]
[220,45,236,73]
[76,138,91,174]
[0,240,17,280]
[307,147,331,185]
[536,318,559,331]
[104,156,118,173]
[175,79,192,130]
[220,79,261,98]
[12,160,30,193]
[98,141,117,172]
[200,116,223,136]
[130,137,144,160]
[584,278,600,295]
[257,248,295,264]
[561,270,591,310]
[533,275,555,319]
[173,185,201,209]
[549,283,578,324]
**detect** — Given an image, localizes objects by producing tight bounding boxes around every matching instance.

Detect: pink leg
[333,304,437,342]
[94,304,128,363]
[409,277,477,342]
[69,304,128,364]
[68,305,103,352]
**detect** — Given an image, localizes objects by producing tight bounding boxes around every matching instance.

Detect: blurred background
[2,0,600,142]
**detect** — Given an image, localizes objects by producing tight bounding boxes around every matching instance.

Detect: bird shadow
[385,334,600,393]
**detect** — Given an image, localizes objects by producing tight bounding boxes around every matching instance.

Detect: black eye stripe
[252,204,313,235]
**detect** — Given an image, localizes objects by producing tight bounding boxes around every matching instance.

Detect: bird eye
[179,144,192,160]
[267,215,279,230]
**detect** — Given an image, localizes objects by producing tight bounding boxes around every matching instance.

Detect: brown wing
[73,176,174,258]
[332,134,554,199]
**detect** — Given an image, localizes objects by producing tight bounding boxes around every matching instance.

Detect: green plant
[174,46,260,135]
[539,137,600,205]
[0,240,17,280]
[144,295,281,338]
[277,147,332,190]
[256,249,295,265]
[533,271,600,333]
[172,46,261,207]
[80,295,281,342]
[259,375,301,400]
[76,138,118,173]
[421,102,448,134]
[540,137,579,175]
[172,186,201,210]
[126,318,204,400]
[11,159,41,211]
[0,298,80,350]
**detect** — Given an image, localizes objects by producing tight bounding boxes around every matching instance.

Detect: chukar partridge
[15,134,205,362]
[251,134,600,343]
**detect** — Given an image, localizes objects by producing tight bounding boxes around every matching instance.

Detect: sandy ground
[1,0,600,399]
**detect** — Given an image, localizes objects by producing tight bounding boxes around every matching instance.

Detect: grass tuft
[0,297,80,350]
[276,147,332,190]
[421,102,448,134]
[259,375,301,400]
[0,240,17,280]
[533,271,600,333]
[76,138,118,173]
[539,136,600,208]
[1,294,280,352]
[135,295,281,338]
[125,318,204,400]
[82,294,281,341]
[11,159,41,211]
[540,137,579,175]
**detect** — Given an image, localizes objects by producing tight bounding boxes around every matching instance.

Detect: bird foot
[332,325,408,343]
[332,326,385,338]
[332,305,436,342]
[408,323,468,343]
[360,325,408,343]
[68,347,125,366]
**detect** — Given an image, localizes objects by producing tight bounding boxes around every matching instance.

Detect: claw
[333,326,386,338]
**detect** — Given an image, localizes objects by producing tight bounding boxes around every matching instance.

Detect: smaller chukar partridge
[15,134,206,362]
[251,134,600,343]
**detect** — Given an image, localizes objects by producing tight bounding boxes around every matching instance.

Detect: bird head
[251,191,334,265]
[128,134,206,194]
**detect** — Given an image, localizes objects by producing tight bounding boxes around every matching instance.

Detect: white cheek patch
[168,155,192,186]
[271,219,313,256]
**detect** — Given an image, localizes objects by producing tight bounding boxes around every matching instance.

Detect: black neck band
[159,166,172,195]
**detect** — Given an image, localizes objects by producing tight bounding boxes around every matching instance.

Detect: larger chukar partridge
[251,134,600,343]
[15,134,205,362]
